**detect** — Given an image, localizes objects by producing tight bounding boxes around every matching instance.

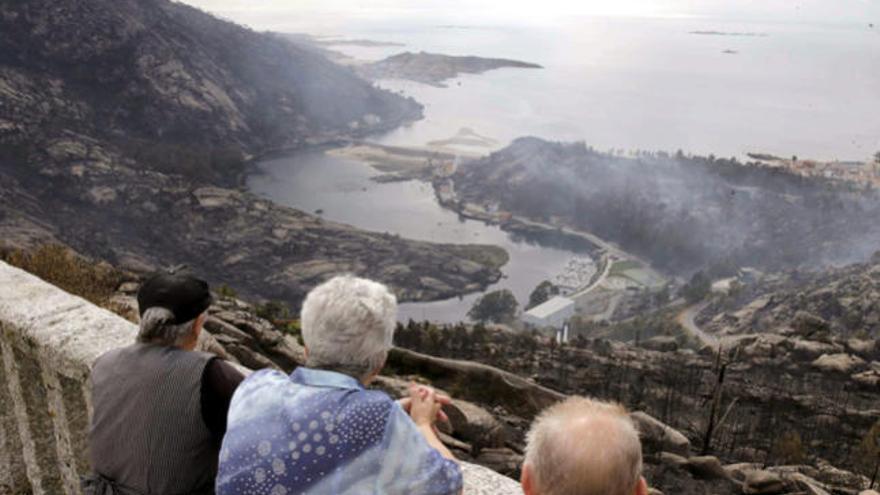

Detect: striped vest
[88,343,216,495]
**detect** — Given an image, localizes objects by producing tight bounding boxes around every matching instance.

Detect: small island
[315,38,405,48]
[690,30,767,37]
[357,51,543,87]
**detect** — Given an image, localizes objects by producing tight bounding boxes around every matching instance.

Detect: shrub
[216,284,238,299]
[854,419,880,481]
[279,320,304,345]
[1,245,123,307]
[282,320,301,337]
[770,430,806,465]
[255,300,290,322]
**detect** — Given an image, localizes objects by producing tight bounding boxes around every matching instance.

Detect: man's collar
[290,367,364,390]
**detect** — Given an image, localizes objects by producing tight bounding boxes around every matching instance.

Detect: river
[248,149,582,322]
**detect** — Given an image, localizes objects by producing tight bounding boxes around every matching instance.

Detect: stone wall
[0,261,521,495]
[0,261,134,494]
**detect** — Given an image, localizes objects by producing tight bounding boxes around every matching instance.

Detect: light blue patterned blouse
[216,367,463,495]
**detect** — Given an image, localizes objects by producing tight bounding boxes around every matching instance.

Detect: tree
[653,284,671,305]
[468,289,518,323]
[874,151,880,164]
[527,280,559,310]
[682,271,712,303]
[701,346,740,455]
[471,323,490,350]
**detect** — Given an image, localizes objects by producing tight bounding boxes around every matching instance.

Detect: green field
[608,259,642,277]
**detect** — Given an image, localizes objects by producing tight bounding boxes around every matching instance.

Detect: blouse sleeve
[375,405,463,495]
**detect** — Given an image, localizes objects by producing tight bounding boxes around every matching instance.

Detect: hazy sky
[180,0,879,30]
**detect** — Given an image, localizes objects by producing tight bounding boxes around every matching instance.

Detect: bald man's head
[522,397,646,495]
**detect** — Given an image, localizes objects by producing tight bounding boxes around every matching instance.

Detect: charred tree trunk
[701,346,728,455]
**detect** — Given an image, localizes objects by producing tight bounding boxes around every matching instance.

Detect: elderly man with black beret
[84,270,244,495]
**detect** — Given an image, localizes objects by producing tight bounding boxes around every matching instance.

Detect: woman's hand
[398,384,450,425]
[404,384,458,461]
[406,384,450,426]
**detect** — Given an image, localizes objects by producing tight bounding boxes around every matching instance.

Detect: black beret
[137,271,213,324]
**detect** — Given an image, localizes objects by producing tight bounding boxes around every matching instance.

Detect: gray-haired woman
[217,274,462,495]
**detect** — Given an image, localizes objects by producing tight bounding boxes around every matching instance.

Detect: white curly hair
[300,275,397,380]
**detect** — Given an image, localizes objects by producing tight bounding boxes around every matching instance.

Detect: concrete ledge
[0,262,136,381]
[0,261,139,495]
[0,261,520,494]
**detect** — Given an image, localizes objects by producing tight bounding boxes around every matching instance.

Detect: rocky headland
[447,137,880,275]
[284,35,542,88]
[356,51,543,87]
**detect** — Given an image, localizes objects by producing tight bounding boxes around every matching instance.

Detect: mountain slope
[1,0,422,157]
[452,137,880,274]
[0,0,507,305]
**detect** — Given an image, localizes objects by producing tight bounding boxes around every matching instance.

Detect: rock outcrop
[704,259,880,338]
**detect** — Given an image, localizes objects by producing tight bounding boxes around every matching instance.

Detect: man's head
[522,396,648,495]
[300,275,397,382]
[136,271,213,349]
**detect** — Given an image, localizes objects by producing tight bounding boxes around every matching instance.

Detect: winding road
[571,254,612,299]
[676,300,719,348]
[511,215,651,267]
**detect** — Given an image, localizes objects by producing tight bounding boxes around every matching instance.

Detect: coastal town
[748,152,880,188]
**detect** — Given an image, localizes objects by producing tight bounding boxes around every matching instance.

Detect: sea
[246,15,880,322]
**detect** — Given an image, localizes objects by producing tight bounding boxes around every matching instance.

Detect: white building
[522,296,575,330]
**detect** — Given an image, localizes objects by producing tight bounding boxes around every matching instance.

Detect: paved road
[676,300,719,348]
[512,215,651,267]
[571,254,612,299]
